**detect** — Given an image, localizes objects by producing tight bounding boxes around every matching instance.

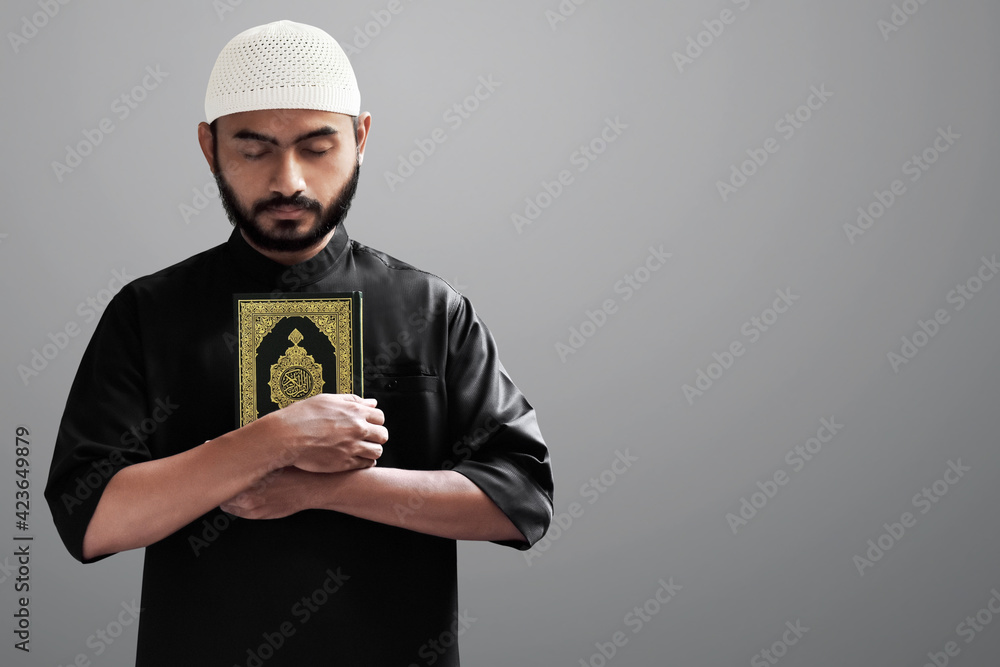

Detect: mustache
[252,193,322,216]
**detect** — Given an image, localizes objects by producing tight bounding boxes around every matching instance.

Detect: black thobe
[44,222,553,666]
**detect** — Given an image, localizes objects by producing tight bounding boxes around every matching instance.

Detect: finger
[228,492,260,510]
[367,424,389,445]
[365,407,385,426]
[220,503,241,516]
[355,441,384,460]
[227,492,248,505]
[346,455,378,470]
[265,467,289,482]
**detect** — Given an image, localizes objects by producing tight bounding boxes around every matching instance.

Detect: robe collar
[226,221,351,289]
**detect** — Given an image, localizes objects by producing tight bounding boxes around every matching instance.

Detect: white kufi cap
[205,19,360,123]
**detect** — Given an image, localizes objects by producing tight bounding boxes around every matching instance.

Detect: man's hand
[79,394,387,560]
[258,393,388,473]
[221,466,527,544]
[220,466,325,520]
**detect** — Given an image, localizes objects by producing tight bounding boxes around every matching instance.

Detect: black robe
[44,222,553,666]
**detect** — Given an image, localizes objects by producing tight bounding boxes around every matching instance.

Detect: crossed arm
[82,394,525,561]
[220,465,523,541]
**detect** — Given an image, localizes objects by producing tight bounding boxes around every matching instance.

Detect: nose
[269,150,307,197]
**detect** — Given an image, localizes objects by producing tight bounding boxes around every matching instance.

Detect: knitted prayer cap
[205,19,360,123]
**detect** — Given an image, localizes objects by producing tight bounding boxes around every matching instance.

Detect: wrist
[314,467,370,512]
[241,413,300,475]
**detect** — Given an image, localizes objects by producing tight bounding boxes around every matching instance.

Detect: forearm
[316,468,526,543]
[82,421,288,560]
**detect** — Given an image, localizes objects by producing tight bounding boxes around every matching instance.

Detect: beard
[214,159,360,253]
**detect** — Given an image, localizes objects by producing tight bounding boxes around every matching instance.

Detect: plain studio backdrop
[2,1,1000,665]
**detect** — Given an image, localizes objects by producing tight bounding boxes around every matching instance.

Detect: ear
[356,112,372,166]
[197,121,216,174]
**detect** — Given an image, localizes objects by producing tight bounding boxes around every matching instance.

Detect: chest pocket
[366,373,439,394]
[365,365,445,469]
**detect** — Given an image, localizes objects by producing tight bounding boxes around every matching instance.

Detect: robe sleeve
[43,286,153,563]
[445,294,554,550]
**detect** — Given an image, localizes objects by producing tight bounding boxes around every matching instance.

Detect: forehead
[216,108,351,139]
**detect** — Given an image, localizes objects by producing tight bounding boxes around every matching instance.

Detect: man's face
[208,109,363,253]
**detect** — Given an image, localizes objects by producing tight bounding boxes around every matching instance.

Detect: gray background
[2,0,999,665]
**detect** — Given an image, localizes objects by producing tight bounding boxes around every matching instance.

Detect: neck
[240,226,337,266]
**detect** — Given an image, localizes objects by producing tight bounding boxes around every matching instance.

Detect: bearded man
[45,19,553,666]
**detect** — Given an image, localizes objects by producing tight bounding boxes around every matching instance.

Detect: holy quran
[234,292,363,427]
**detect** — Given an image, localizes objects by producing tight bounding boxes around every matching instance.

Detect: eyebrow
[231,126,338,146]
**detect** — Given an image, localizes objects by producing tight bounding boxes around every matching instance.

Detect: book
[234,292,363,427]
